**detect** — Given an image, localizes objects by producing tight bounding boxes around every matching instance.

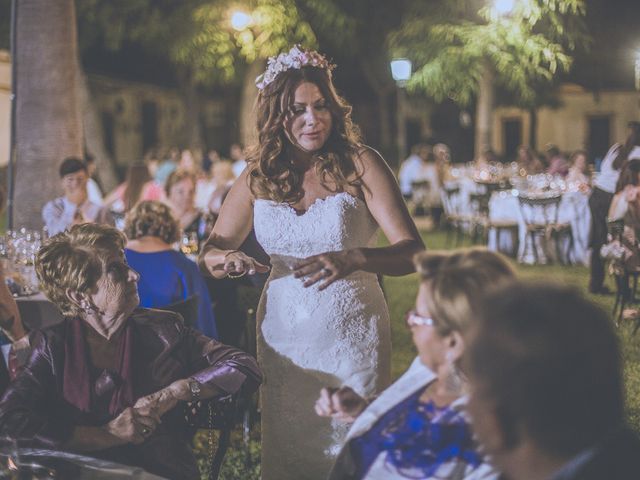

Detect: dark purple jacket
[0,308,262,480]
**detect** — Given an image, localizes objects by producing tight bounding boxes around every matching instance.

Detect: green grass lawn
[211,227,640,478]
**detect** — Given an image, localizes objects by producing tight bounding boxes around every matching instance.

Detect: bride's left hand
[293,249,365,290]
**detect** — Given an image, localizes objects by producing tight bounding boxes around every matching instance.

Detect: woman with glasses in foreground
[317,248,513,479]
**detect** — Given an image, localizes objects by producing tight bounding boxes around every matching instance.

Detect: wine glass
[180,232,199,256]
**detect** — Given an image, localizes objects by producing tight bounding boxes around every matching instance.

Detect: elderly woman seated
[317,248,514,480]
[124,200,218,338]
[0,223,261,480]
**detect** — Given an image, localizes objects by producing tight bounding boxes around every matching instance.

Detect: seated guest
[230,143,247,179]
[398,144,425,199]
[466,283,640,480]
[515,145,544,175]
[0,265,30,392]
[42,157,113,236]
[104,164,164,229]
[545,144,569,177]
[318,248,514,479]
[124,201,218,339]
[165,169,214,247]
[602,160,640,282]
[207,161,236,217]
[566,149,591,191]
[0,223,260,480]
[84,154,104,205]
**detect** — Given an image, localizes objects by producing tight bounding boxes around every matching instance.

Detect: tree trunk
[14,0,83,230]
[78,70,119,192]
[240,60,265,148]
[179,68,204,150]
[474,63,495,158]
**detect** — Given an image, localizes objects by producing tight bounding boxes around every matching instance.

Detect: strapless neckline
[254,191,364,217]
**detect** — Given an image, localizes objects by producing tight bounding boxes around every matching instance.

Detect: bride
[199,45,424,479]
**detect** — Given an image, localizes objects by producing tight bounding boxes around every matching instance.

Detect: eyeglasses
[405,310,435,328]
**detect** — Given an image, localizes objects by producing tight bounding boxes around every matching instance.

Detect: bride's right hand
[221,250,270,277]
[314,386,368,424]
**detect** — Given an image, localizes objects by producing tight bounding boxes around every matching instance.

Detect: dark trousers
[588,187,614,291]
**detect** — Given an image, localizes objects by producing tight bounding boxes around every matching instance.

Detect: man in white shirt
[41,158,113,236]
[398,144,424,199]
[230,143,247,178]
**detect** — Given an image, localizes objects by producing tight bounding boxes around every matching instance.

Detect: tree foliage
[389,0,590,107]
[76,0,353,86]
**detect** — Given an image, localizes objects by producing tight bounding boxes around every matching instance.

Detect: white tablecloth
[487,190,591,265]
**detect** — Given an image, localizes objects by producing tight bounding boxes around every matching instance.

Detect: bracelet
[227,270,247,279]
[224,250,246,278]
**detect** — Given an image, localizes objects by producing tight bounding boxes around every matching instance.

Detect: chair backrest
[160,295,199,328]
[607,218,625,241]
[410,180,431,206]
[441,185,461,217]
[517,194,563,227]
[469,192,491,217]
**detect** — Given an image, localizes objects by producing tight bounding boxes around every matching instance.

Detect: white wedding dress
[254,192,391,480]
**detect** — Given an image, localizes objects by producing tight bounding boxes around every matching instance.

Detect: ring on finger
[321,267,332,277]
[141,427,151,436]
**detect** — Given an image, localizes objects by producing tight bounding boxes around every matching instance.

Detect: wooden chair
[517,194,573,264]
[410,180,431,217]
[469,191,519,254]
[441,185,467,246]
[605,219,640,331]
[468,192,489,244]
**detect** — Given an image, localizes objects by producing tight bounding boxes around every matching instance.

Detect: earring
[81,301,92,313]
[444,351,464,394]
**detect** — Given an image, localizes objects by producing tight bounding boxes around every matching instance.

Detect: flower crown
[255,45,335,90]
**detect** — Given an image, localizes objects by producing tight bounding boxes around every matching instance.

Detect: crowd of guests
[39,143,260,347]
[0,140,625,478]
[398,141,593,227]
[0,234,637,478]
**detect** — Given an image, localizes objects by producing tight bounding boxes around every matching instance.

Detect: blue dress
[124,249,218,339]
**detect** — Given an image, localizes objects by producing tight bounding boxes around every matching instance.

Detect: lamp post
[391,58,412,165]
[635,50,640,92]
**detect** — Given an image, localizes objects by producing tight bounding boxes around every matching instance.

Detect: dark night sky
[75,0,640,94]
[569,0,640,89]
[1,0,639,91]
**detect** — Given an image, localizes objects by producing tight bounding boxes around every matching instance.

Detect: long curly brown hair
[248,65,363,204]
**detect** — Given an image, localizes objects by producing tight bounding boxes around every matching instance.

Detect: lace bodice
[253,192,378,259]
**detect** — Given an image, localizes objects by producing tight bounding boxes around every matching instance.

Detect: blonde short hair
[35,223,126,317]
[414,248,516,336]
[124,200,179,244]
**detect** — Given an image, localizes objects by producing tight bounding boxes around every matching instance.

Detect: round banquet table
[487,190,591,265]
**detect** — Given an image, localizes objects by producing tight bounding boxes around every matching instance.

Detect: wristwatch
[188,379,201,401]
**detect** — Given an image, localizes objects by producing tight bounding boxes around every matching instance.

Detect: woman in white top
[588,122,640,294]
